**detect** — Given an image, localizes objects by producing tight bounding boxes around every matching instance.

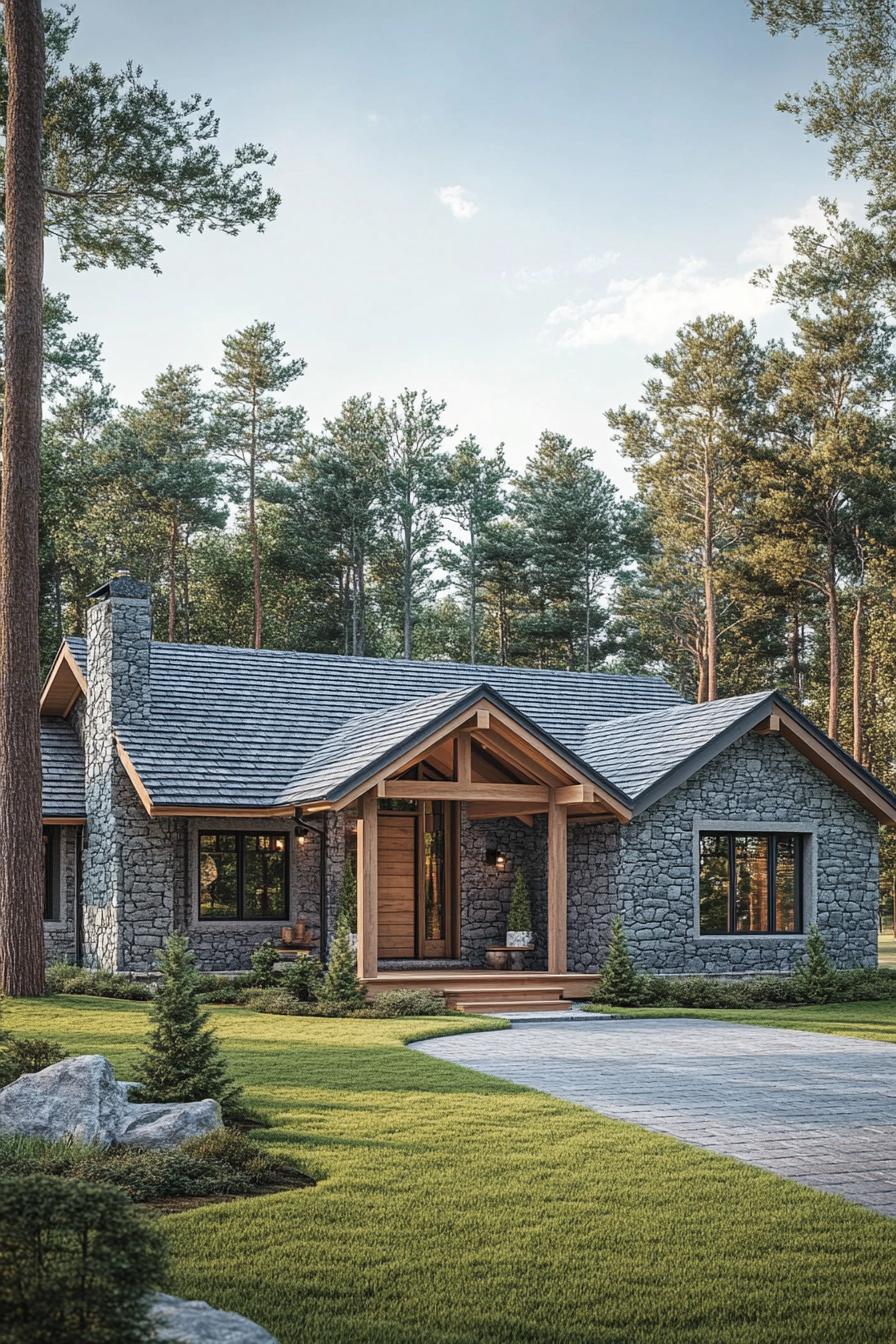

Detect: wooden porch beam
[381,781,549,802]
[356,788,378,981]
[553,784,595,805]
[547,789,567,974]
[465,802,548,819]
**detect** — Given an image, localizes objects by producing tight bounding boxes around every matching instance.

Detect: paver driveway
[413,1018,896,1216]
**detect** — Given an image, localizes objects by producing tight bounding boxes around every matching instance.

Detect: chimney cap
[87,572,152,602]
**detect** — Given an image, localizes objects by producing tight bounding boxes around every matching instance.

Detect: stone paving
[413,1018,896,1217]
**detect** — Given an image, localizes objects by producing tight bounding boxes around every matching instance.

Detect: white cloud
[504,265,558,290]
[576,250,620,275]
[438,184,479,221]
[546,197,836,349]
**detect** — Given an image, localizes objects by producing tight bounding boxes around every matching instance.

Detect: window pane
[699,833,730,933]
[775,835,799,932]
[734,834,769,932]
[199,832,238,919]
[423,802,447,941]
[244,833,288,919]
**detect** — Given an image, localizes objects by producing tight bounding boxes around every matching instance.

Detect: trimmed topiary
[132,933,252,1126]
[0,1174,167,1344]
[319,916,367,1009]
[508,869,532,934]
[595,917,648,1007]
[793,923,839,1003]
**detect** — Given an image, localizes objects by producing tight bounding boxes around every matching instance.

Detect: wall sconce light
[296,827,309,848]
[485,848,508,872]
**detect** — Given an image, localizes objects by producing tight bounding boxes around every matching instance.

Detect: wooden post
[455,730,472,784]
[547,789,567,974]
[356,788,378,982]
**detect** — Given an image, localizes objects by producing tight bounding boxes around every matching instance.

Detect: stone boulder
[0,1054,222,1149]
[148,1294,279,1343]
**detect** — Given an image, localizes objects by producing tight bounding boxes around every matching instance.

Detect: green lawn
[5,996,896,1344]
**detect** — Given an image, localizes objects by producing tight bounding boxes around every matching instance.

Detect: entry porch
[297,687,627,1008]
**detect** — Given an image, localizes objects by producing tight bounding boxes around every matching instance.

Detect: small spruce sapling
[133,933,253,1125]
[319,917,367,1009]
[507,869,532,934]
[793,924,839,1004]
[595,917,646,1006]
[249,939,280,987]
[339,855,358,934]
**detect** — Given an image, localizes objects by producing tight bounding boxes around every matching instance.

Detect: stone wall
[459,811,546,967]
[43,825,79,964]
[175,817,322,971]
[567,731,879,975]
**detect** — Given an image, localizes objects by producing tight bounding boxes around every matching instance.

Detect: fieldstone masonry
[62,580,880,976]
[567,732,878,974]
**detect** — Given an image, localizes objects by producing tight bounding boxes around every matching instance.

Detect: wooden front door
[377,813,417,958]
[376,803,457,960]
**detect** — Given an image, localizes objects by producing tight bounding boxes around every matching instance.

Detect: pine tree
[319,917,366,1009]
[442,437,508,663]
[607,315,766,701]
[133,933,250,1124]
[338,856,357,934]
[596,917,645,1006]
[507,869,532,933]
[381,389,454,658]
[212,321,306,649]
[793,923,839,1004]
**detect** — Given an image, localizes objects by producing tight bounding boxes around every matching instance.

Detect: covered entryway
[377,802,457,959]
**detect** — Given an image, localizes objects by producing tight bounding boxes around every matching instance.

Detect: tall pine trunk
[167,517,178,641]
[249,392,263,649]
[852,591,864,762]
[468,526,477,665]
[402,517,412,659]
[0,0,46,996]
[826,548,840,740]
[702,461,717,701]
[789,609,802,705]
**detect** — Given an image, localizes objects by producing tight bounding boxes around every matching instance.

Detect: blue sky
[45,0,838,487]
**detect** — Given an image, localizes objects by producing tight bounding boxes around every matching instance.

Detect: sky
[44,0,842,490]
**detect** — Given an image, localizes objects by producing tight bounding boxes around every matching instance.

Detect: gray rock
[148,1294,278,1343]
[0,1054,222,1148]
[117,1097,222,1149]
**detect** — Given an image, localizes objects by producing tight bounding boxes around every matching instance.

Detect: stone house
[39,574,894,1008]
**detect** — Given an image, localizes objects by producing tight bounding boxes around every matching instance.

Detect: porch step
[365,971,599,1000]
[454,997,573,1015]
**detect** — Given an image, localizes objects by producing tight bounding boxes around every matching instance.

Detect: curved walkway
[413,1018,896,1216]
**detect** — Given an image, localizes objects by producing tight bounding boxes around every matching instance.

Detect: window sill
[693,933,807,941]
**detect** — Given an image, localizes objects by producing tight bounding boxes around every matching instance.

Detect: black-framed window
[198,831,289,921]
[43,826,60,921]
[699,831,804,935]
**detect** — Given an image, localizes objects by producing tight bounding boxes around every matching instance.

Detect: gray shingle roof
[40,717,85,818]
[579,692,775,812]
[276,681,629,808]
[110,643,684,809]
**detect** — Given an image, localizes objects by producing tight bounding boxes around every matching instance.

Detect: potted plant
[506,868,533,947]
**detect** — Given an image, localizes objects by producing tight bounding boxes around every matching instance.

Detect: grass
[4,996,896,1344]
[879,931,896,969]
[591,997,896,1044]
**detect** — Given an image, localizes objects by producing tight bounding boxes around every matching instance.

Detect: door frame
[377,798,459,959]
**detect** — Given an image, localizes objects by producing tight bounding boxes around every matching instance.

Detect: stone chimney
[85,570,152,729]
[81,573,168,971]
